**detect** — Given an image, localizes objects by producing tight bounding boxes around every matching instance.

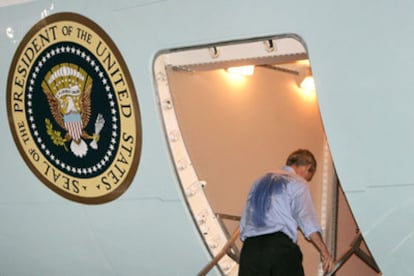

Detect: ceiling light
[300,76,315,91]
[226,65,254,76]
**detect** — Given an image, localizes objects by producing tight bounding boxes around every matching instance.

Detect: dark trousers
[239,232,304,276]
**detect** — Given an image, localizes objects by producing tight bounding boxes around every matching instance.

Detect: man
[239,149,334,275]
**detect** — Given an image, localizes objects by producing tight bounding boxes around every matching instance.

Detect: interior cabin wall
[167,62,380,274]
[167,66,327,275]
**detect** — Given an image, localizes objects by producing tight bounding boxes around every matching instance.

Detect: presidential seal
[7,12,142,204]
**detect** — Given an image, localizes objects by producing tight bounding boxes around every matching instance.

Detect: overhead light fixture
[297,66,315,91]
[300,75,315,91]
[226,65,254,76]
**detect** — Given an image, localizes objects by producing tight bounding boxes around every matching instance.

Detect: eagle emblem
[41,63,105,158]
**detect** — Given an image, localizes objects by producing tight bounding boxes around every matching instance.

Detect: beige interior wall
[166,65,378,275]
[168,66,324,275]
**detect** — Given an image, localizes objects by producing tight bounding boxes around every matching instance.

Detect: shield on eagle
[41,63,104,157]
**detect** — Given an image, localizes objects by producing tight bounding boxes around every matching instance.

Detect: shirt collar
[281,165,295,173]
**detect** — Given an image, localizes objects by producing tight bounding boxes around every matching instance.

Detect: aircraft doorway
[154,35,380,275]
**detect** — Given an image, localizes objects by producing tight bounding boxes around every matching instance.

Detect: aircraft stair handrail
[198,227,240,276]
[325,230,381,276]
[215,213,241,263]
[198,223,381,275]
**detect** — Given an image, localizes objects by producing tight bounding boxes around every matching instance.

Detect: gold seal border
[7,12,142,204]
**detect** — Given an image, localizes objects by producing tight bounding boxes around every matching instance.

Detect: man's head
[286,149,317,181]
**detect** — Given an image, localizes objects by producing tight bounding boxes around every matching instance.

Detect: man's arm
[309,231,335,273]
[292,182,335,273]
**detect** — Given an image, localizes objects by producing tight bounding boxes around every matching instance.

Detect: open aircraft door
[154,35,381,275]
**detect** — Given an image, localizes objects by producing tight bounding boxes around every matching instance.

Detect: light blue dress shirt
[240,166,322,243]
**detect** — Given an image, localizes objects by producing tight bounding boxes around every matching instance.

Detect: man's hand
[321,250,335,274]
[309,232,335,273]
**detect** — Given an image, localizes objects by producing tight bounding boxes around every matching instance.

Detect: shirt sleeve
[291,182,322,239]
